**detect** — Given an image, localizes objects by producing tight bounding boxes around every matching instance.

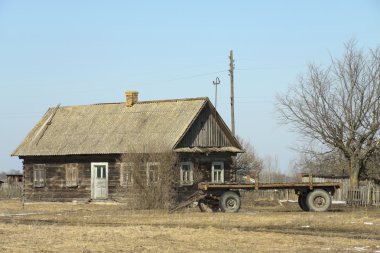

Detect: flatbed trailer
[194,180,342,213]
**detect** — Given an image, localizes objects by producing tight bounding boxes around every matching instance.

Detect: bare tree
[260,155,291,183]
[235,136,263,178]
[119,152,178,209]
[277,40,380,187]
[291,150,347,176]
[363,149,380,181]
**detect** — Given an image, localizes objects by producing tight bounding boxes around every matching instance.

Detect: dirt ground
[0,199,379,253]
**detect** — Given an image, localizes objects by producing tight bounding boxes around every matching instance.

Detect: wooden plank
[198,182,342,191]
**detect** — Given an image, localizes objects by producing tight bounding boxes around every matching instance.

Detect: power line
[234,65,304,71]
[127,70,229,88]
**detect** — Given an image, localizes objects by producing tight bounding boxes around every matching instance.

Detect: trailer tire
[298,194,309,211]
[219,191,241,213]
[306,189,331,212]
[198,198,219,212]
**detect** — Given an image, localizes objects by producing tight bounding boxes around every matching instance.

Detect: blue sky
[0,1,379,172]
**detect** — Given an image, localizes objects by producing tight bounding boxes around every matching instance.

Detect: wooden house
[12,92,243,202]
[6,174,23,185]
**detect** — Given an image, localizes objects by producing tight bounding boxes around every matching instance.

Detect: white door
[91,162,108,199]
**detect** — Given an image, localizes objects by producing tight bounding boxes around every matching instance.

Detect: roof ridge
[138,97,208,104]
[57,97,209,108]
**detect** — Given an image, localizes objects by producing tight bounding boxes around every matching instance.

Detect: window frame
[180,162,194,186]
[118,162,134,187]
[146,162,160,185]
[65,163,79,187]
[211,161,224,183]
[33,164,46,188]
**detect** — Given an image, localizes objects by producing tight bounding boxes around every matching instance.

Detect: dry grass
[0,200,380,253]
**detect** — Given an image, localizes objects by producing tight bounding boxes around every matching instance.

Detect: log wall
[22,155,130,201]
[21,153,235,202]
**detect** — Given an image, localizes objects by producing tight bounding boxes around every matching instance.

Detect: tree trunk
[349,158,361,188]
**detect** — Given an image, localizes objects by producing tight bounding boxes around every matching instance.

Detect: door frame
[91,162,109,199]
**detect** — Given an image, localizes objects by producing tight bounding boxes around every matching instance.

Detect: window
[119,163,134,186]
[180,162,193,185]
[95,165,107,179]
[146,162,160,185]
[65,163,78,187]
[33,164,46,188]
[211,162,224,183]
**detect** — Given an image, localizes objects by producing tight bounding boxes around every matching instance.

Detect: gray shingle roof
[12,98,210,156]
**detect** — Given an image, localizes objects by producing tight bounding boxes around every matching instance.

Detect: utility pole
[212,77,220,109]
[229,50,235,136]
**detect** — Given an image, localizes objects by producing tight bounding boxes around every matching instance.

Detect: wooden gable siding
[177,106,231,148]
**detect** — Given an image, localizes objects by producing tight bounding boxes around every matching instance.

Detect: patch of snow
[279,200,297,203]
[332,200,346,204]
[364,222,373,225]
[353,246,370,252]
[301,225,310,228]
[0,212,42,217]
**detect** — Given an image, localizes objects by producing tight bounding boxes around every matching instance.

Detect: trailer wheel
[306,189,331,212]
[298,194,309,211]
[219,191,241,213]
[198,198,219,212]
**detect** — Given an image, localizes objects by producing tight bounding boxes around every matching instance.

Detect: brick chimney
[125,91,139,107]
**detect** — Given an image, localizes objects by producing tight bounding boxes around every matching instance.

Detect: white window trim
[211,161,224,183]
[180,162,194,186]
[91,162,108,179]
[146,162,160,185]
[118,162,134,187]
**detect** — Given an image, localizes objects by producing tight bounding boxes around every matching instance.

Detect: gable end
[175,101,241,150]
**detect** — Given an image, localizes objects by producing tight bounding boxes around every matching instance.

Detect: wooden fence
[343,186,380,207]
[241,185,380,207]
[0,183,22,198]
[301,175,380,206]
[373,187,380,206]
[241,189,298,203]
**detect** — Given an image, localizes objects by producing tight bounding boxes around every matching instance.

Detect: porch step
[169,190,206,213]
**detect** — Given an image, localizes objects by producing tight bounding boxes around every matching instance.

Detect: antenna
[212,77,220,109]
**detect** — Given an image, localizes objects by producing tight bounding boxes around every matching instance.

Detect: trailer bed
[169,181,342,213]
[198,181,341,191]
